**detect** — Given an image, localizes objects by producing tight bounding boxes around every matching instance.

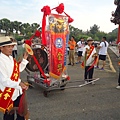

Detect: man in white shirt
[96,37,109,70]
[0,36,29,120]
[76,38,85,64]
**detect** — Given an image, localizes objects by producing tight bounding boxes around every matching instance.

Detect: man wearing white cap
[0,36,29,120]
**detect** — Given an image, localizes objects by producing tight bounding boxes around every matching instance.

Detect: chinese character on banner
[13,73,19,80]
[0,93,2,98]
[57,63,62,72]
[6,88,12,93]
[4,93,10,100]
[57,52,63,60]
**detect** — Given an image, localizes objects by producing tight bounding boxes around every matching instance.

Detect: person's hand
[78,46,81,48]
[23,52,28,60]
[92,53,97,58]
[19,82,28,90]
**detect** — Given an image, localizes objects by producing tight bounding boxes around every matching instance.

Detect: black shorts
[77,51,83,57]
[99,54,106,61]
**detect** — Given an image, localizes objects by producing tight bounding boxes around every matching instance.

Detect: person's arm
[77,42,81,48]
[97,42,103,49]
[82,47,86,57]
[19,52,29,72]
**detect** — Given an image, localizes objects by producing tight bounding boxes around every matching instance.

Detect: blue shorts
[77,51,83,57]
[99,54,106,61]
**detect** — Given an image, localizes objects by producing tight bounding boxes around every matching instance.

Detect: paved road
[0,48,120,120]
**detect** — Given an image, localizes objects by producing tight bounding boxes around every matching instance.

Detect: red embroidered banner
[48,14,69,79]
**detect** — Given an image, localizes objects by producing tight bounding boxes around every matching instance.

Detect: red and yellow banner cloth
[48,14,69,79]
[0,60,19,113]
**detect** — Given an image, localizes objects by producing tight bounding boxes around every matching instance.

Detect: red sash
[0,59,19,113]
[81,45,94,68]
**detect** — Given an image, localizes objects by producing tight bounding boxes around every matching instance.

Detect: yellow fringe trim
[49,66,66,80]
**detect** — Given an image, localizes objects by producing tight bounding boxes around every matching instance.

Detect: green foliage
[90,24,100,35]
[0,18,39,41]
[14,34,24,41]
[0,18,118,43]
[69,24,117,42]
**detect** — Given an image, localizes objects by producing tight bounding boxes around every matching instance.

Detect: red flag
[116,25,120,44]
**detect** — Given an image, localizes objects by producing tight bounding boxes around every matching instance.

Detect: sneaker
[116,86,120,89]
[95,66,99,69]
[99,67,104,70]
[92,81,95,85]
[68,63,71,65]
[85,81,88,84]
[72,63,74,66]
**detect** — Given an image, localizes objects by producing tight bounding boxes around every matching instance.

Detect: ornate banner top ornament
[41,3,74,46]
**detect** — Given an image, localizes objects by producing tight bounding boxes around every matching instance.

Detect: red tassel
[41,14,47,45]
[41,6,51,46]
[68,17,74,23]
[64,12,74,23]
[24,40,32,46]
[66,76,70,80]
[41,6,51,16]
[35,30,41,37]
[56,3,64,14]
[43,79,51,86]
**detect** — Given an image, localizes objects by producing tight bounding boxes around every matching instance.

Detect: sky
[0,0,118,33]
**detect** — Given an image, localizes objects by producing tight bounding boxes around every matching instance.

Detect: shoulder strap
[104,41,106,47]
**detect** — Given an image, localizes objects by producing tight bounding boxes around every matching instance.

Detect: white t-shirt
[82,45,96,66]
[98,41,109,55]
[13,45,17,51]
[77,41,84,52]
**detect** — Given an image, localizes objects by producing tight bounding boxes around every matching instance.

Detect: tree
[9,21,14,35]
[90,24,100,35]
[13,21,22,34]
[1,18,10,35]
[96,32,107,41]
[0,20,2,33]
[31,23,39,33]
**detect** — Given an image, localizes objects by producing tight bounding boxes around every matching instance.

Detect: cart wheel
[60,85,66,90]
[43,91,48,97]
